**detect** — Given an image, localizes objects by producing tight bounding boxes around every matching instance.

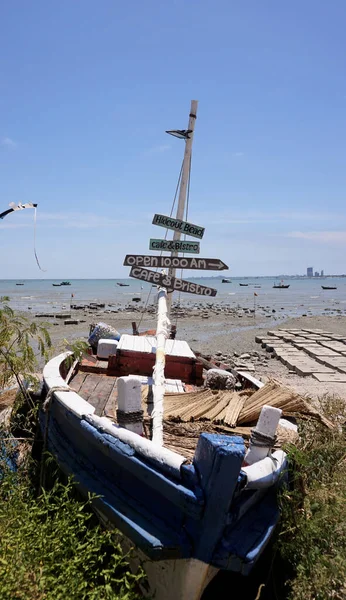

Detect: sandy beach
[33,304,346,401]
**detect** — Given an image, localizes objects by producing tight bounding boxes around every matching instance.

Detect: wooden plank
[117,334,195,359]
[69,371,88,394]
[104,381,119,416]
[91,376,118,416]
[124,254,228,270]
[149,239,200,254]
[151,214,205,239]
[129,266,217,297]
[78,374,104,403]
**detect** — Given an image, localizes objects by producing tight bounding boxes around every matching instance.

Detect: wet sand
[34,306,346,401]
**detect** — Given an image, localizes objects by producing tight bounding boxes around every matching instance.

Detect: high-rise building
[321,269,324,277]
[315,271,319,277]
[307,267,313,277]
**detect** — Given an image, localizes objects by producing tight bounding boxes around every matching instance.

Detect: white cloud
[198,209,345,226]
[285,231,346,243]
[1,137,17,148]
[0,222,30,229]
[0,211,142,230]
[232,151,244,157]
[143,144,171,156]
[38,211,142,229]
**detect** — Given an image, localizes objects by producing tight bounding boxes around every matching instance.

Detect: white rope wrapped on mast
[152,286,170,446]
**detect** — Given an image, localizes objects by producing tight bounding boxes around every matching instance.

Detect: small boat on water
[273,280,290,289]
[221,278,231,283]
[41,102,292,600]
[239,283,248,286]
[321,286,337,290]
[52,283,61,287]
[16,283,24,286]
[60,281,71,286]
[117,283,130,287]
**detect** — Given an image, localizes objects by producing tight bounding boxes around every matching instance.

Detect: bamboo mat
[129,380,333,460]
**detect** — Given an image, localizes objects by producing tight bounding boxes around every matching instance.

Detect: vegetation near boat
[321,286,337,290]
[40,101,293,600]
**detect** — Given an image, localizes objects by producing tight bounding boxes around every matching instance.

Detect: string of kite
[0,202,46,272]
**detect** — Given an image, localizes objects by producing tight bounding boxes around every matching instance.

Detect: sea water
[0,277,345,317]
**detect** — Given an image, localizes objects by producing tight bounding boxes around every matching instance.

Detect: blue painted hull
[41,394,281,573]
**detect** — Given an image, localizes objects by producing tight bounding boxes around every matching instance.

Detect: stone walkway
[256,328,346,382]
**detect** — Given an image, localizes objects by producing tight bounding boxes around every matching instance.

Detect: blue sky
[1,0,345,278]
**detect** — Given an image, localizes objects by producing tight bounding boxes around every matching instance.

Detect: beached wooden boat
[41,102,290,600]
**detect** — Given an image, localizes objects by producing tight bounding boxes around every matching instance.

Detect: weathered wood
[149,239,200,254]
[69,371,88,393]
[78,374,104,403]
[129,267,217,297]
[79,355,109,374]
[91,377,118,416]
[110,351,203,385]
[124,255,228,270]
[152,214,205,239]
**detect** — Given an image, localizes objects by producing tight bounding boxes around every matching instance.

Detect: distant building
[315,271,319,277]
[307,267,313,277]
[321,269,324,277]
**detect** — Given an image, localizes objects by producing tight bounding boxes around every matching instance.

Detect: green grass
[0,459,145,599]
[278,396,346,600]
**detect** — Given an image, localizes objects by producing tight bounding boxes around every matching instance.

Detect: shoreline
[32,306,346,400]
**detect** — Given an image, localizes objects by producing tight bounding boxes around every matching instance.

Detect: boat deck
[69,361,303,460]
[70,369,185,418]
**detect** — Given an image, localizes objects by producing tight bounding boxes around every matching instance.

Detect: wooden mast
[166,100,198,315]
[151,100,198,446]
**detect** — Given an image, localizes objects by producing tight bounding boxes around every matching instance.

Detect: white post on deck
[152,286,171,446]
[166,100,198,316]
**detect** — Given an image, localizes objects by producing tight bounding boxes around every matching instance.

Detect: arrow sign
[149,239,200,254]
[152,214,205,240]
[124,255,228,270]
[129,267,217,297]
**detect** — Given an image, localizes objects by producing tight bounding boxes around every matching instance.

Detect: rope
[137,159,184,332]
[116,409,144,425]
[33,207,47,272]
[249,427,277,448]
[42,385,71,411]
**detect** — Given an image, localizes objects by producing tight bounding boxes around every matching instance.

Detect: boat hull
[42,353,284,599]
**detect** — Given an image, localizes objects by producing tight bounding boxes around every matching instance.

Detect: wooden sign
[129,267,217,296]
[124,255,228,270]
[149,239,200,254]
[152,214,205,239]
